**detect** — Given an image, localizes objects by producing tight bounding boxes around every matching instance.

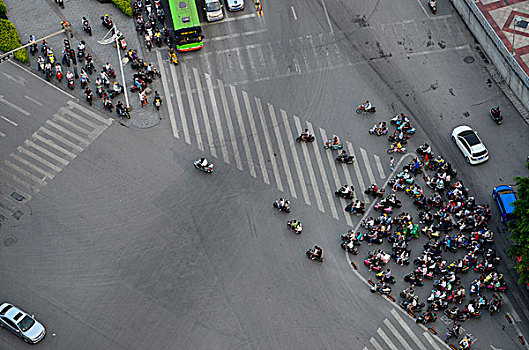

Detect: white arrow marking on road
[0,95,30,116]
[2,72,26,86]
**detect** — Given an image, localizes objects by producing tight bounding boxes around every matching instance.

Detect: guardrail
[463,0,529,87]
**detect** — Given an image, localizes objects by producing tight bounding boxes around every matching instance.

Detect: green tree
[507,176,529,285]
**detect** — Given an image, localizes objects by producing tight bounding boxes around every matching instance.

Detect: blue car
[492,185,518,224]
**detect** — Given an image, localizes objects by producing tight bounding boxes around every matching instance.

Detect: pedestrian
[389,156,395,171]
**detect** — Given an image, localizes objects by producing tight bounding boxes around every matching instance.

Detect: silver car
[226,0,244,11]
[0,303,46,343]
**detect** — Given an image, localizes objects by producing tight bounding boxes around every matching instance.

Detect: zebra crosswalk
[364,309,445,350]
[0,101,112,226]
[158,59,390,226]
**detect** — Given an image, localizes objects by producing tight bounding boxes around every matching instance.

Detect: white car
[0,303,46,343]
[226,0,244,11]
[451,125,489,165]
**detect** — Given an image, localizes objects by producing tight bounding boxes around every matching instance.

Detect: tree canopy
[507,176,529,285]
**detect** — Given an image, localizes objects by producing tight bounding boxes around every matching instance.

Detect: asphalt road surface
[0,0,528,349]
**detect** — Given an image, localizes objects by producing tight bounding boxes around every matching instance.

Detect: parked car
[226,0,244,11]
[451,125,489,165]
[493,184,518,223]
[0,303,46,343]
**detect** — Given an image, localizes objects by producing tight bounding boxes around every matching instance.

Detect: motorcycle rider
[139,90,148,107]
[362,100,372,111]
[153,91,162,109]
[331,135,340,147]
[28,34,37,55]
[198,158,209,168]
[300,128,313,141]
[66,70,74,81]
[95,77,103,95]
[491,106,501,117]
[112,81,122,94]
[100,70,110,86]
[84,87,93,104]
[289,220,302,232]
[77,40,85,57]
[340,185,354,196]
[312,246,323,259]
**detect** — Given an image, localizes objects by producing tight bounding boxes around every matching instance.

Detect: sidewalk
[4,0,163,129]
[475,0,529,73]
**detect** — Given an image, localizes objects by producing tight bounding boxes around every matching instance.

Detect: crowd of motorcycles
[337,113,506,349]
[30,9,165,120]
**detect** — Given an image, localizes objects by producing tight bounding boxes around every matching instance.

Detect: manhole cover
[3,235,18,247]
[12,210,23,220]
[11,192,25,201]
[464,56,475,64]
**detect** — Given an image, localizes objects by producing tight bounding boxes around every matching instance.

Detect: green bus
[168,0,204,52]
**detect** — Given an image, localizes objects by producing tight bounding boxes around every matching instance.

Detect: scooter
[336,155,355,164]
[428,0,437,14]
[296,134,315,143]
[356,105,376,114]
[306,249,324,262]
[287,220,302,234]
[490,107,503,125]
[67,77,74,90]
[273,200,291,213]
[193,160,214,173]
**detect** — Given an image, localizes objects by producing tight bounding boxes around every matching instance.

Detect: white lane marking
[67,101,112,125]
[414,0,430,17]
[369,337,384,350]
[0,168,39,194]
[282,110,310,205]
[320,0,334,34]
[60,107,101,130]
[25,140,69,165]
[347,141,368,203]
[377,328,398,350]
[193,68,217,158]
[203,13,256,26]
[182,64,204,151]
[39,127,83,152]
[255,97,282,191]
[374,154,386,179]
[291,6,297,20]
[7,60,73,98]
[360,148,376,185]
[308,124,338,218]
[0,130,5,137]
[218,80,242,170]
[169,58,190,143]
[242,91,268,184]
[0,116,17,126]
[10,153,55,179]
[384,318,411,348]
[0,95,30,116]
[230,85,256,177]
[32,134,77,159]
[4,160,47,186]
[206,74,229,163]
[390,308,426,348]
[24,95,43,106]
[156,50,179,139]
[53,114,93,138]
[423,332,442,350]
[209,28,267,42]
[269,104,296,198]
[293,117,324,212]
[17,146,62,172]
[45,120,90,145]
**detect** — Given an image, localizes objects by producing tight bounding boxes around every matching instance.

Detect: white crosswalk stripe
[294,116,323,212]
[0,101,111,223]
[155,60,392,225]
[193,67,217,158]
[364,309,442,350]
[242,91,269,184]
[156,50,179,139]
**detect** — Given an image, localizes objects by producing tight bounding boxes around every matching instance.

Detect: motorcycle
[336,155,355,164]
[335,186,354,199]
[306,248,324,262]
[101,16,113,29]
[345,202,365,215]
[374,201,393,213]
[105,67,117,79]
[376,271,396,284]
[80,76,89,89]
[388,133,410,144]
[369,124,388,136]
[296,134,315,143]
[67,77,74,90]
[356,105,376,114]
[273,199,291,213]
[390,114,409,126]
[83,22,92,36]
[85,61,94,75]
[193,159,214,173]
[130,79,147,92]
[387,143,407,154]
[400,300,425,312]
[364,187,385,198]
[169,51,179,65]
[416,311,437,324]
[29,42,38,56]
[287,220,302,234]
[77,48,85,62]
[371,283,392,295]
[428,0,437,14]
[490,107,503,125]
[416,145,433,157]
[116,106,130,119]
[154,96,162,111]
[55,64,62,82]
[323,139,343,150]
[95,84,103,97]
[56,0,64,8]
[404,273,424,286]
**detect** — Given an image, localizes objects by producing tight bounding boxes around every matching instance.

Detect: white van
[204,0,224,22]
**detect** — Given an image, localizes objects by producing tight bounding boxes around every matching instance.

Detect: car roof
[459,130,480,146]
[495,185,517,213]
[0,303,27,322]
